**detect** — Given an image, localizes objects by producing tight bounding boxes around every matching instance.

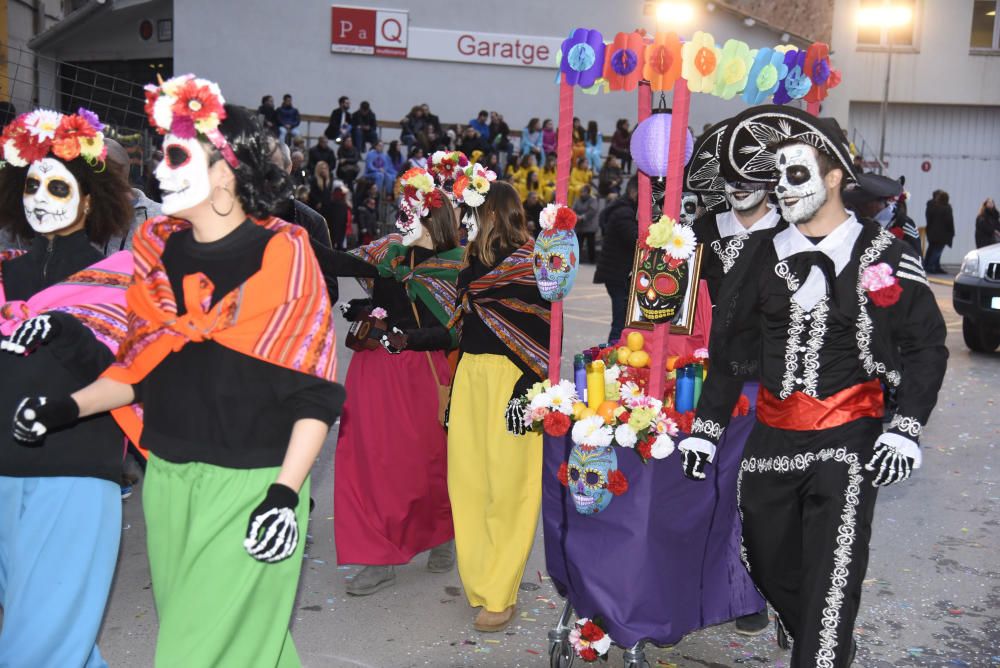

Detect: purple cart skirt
[542,388,765,647]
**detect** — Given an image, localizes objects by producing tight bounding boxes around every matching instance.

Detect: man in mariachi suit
[677,105,948,667]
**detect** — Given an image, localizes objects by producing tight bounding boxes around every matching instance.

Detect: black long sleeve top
[692,207,784,305]
[135,220,340,469]
[0,231,122,482]
[690,217,947,450]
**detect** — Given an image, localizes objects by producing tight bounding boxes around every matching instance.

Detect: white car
[953,243,1000,352]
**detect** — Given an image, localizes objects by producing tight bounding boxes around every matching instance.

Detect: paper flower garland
[773,48,812,104]
[742,47,789,105]
[561,28,606,88]
[804,42,841,103]
[603,31,646,92]
[1,108,107,167]
[681,31,720,94]
[643,32,683,91]
[713,39,756,100]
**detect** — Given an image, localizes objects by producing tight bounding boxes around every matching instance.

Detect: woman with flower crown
[0,108,133,666]
[392,177,550,633]
[10,76,344,667]
[308,165,465,596]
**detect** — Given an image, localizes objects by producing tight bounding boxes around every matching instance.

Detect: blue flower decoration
[742,47,789,105]
[773,49,812,104]
[609,48,639,76]
[560,28,606,88]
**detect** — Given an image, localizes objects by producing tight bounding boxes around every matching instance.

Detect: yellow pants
[447,353,542,612]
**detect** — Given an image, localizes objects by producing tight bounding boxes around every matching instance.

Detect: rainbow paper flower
[712,39,756,100]
[681,31,720,94]
[643,32,683,92]
[742,47,789,105]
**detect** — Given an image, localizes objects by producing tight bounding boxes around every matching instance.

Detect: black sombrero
[722,105,858,185]
[684,120,729,213]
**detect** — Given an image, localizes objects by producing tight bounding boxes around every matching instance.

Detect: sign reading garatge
[408,28,561,69]
[330,5,408,57]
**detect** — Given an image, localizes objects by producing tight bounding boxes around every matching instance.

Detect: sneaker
[345,565,396,596]
[426,540,455,573]
[473,605,515,632]
[120,484,133,500]
[735,610,770,636]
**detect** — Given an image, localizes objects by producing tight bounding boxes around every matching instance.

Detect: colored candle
[587,360,606,409]
[675,366,695,413]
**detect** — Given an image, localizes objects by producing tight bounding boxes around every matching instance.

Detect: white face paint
[400,219,425,246]
[774,144,827,225]
[678,193,699,226]
[23,158,81,234]
[724,182,768,213]
[462,210,479,242]
[155,134,211,216]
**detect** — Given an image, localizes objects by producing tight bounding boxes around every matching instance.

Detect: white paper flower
[538,203,559,230]
[24,109,61,141]
[529,392,553,412]
[546,380,578,415]
[3,140,26,167]
[572,416,613,448]
[592,635,613,655]
[463,188,485,208]
[620,381,644,407]
[664,223,697,261]
[614,423,638,449]
[651,433,675,459]
[153,96,175,132]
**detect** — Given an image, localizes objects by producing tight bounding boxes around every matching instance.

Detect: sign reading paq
[330,5,408,57]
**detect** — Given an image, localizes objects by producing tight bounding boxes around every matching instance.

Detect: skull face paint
[724,181,768,212]
[400,219,424,246]
[155,134,212,216]
[23,158,81,234]
[533,228,579,301]
[635,246,689,323]
[567,444,617,515]
[679,192,699,225]
[774,144,827,225]
[462,210,479,242]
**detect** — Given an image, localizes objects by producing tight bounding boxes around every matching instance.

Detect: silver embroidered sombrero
[722,105,857,185]
[684,120,729,213]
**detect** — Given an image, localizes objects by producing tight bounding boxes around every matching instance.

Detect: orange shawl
[104,216,337,446]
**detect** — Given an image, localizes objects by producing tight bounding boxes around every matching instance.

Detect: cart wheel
[549,637,574,668]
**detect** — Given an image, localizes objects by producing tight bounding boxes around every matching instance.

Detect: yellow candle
[587,360,606,409]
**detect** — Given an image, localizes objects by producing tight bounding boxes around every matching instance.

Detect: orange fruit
[597,400,619,425]
[628,350,650,368]
[626,331,645,352]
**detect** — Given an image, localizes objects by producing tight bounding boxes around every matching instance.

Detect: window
[971,0,1000,50]
[856,0,918,49]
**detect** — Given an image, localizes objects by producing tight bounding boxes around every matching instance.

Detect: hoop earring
[210,186,236,217]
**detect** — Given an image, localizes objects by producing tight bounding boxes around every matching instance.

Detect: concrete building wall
[173,0,809,138]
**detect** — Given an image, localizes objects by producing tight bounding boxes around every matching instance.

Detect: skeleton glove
[505,398,528,436]
[337,299,371,322]
[12,395,79,443]
[677,437,715,481]
[1,314,61,355]
[865,433,919,487]
[380,327,408,354]
[244,483,300,563]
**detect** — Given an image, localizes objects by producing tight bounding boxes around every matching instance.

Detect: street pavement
[98,265,1000,668]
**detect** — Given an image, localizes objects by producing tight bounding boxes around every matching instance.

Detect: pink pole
[548,80,575,383]
[807,100,821,115]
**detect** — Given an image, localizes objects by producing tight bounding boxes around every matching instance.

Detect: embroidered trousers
[738,418,881,668]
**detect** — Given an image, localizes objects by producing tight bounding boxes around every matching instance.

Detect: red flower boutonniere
[861,262,902,308]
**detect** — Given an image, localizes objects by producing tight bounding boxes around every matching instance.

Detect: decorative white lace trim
[889,414,923,438]
[691,417,724,441]
[802,296,829,397]
[739,447,862,668]
[781,298,806,399]
[855,231,898,386]
[775,260,800,292]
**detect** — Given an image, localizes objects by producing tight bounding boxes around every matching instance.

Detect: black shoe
[734,610,770,636]
[775,617,791,650]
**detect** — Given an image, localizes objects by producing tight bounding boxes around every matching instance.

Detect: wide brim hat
[722,105,857,185]
[843,172,904,208]
[684,120,729,213]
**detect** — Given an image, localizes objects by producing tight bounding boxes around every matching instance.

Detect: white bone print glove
[244,483,299,563]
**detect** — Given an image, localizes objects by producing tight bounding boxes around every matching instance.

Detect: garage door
[850,102,1000,265]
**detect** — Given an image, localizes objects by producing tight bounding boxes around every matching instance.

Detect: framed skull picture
[625,240,703,335]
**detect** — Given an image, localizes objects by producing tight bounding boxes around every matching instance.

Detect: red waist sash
[756,379,884,431]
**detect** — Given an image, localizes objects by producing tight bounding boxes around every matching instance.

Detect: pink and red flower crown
[1,108,106,168]
[144,74,239,169]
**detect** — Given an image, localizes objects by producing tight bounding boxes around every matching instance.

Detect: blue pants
[0,476,121,668]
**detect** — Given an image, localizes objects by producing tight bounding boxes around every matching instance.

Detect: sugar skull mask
[533,229,579,302]
[724,181,769,212]
[635,246,689,323]
[679,192,699,225]
[567,444,618,515]
[155,134,212,216]
[23,158,81,234]
[775,144,827,225]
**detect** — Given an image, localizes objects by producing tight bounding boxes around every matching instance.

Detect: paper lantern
[629,110,695,178]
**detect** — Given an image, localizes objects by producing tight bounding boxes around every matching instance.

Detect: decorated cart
[525,25,843,668]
